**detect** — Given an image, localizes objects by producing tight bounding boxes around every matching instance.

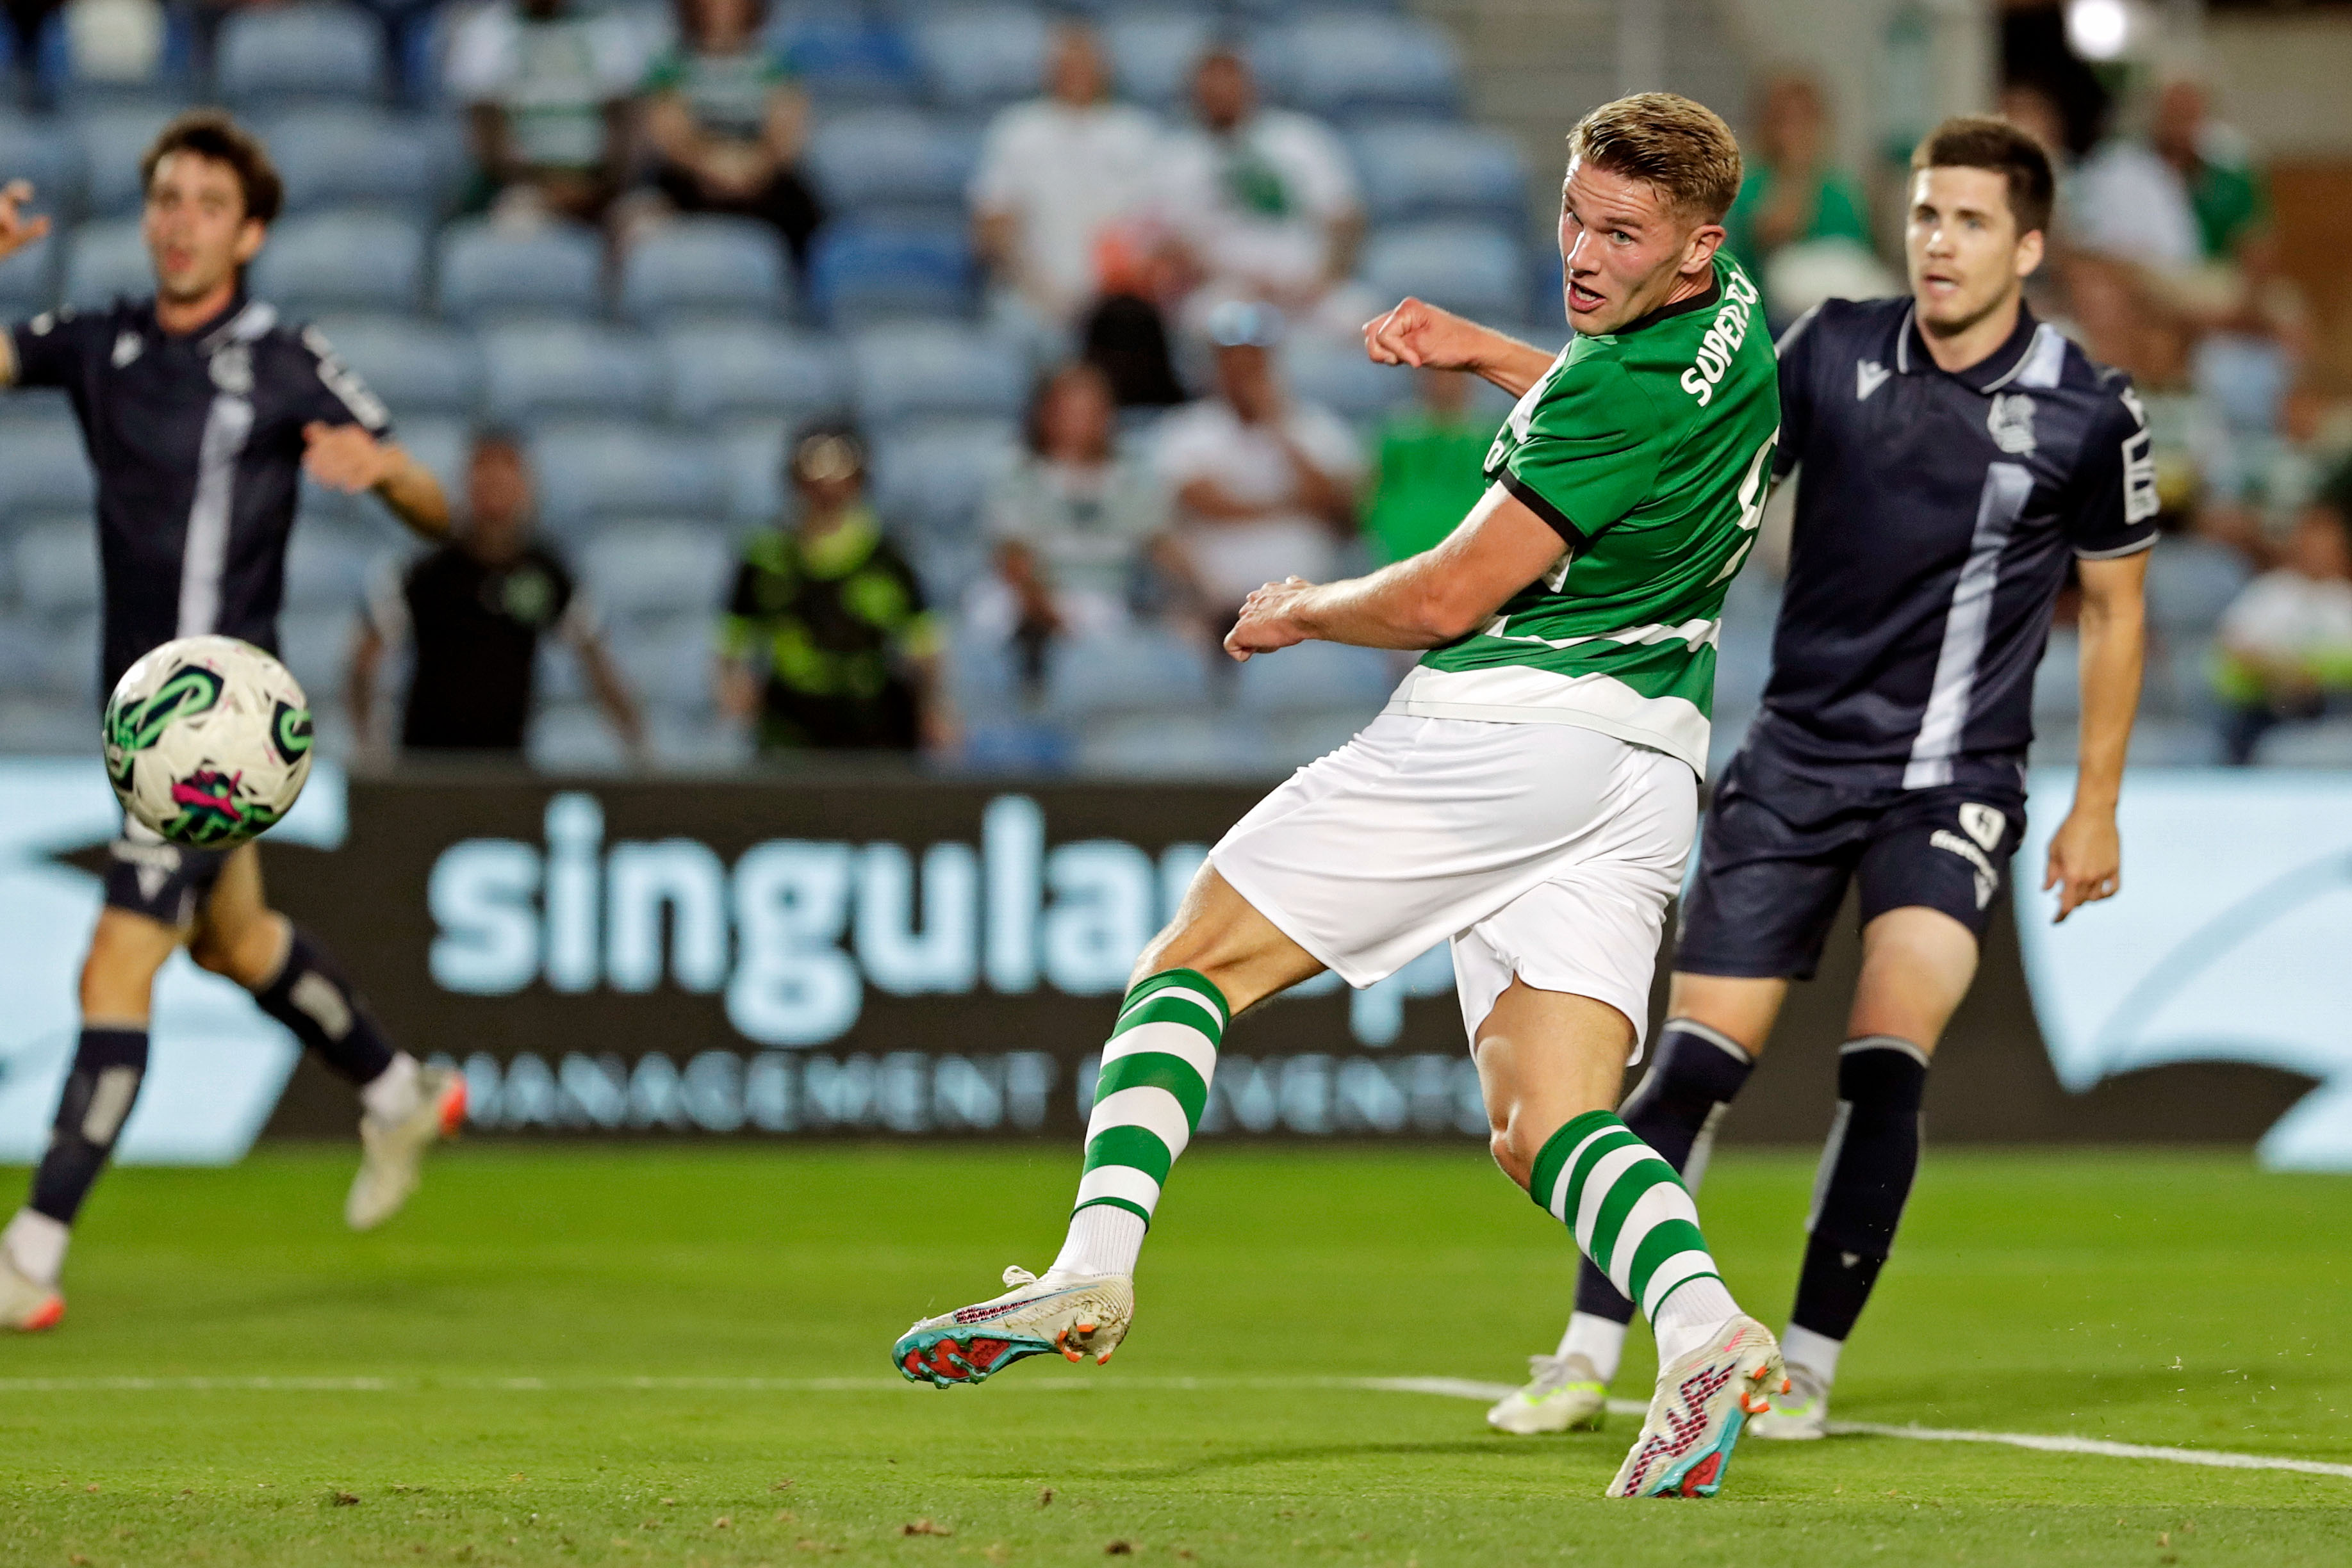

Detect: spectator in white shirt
[2214,505,2352,764]
[970,22,1162,333]
[1158,47,1363,325]
[445,0,644,225]
[1151,301,1361,633]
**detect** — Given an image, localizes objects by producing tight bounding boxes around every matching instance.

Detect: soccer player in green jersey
[891,93,1786,1499]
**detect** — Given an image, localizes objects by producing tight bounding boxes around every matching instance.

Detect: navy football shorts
[1674,748,2028,983]
[101,824,232,929]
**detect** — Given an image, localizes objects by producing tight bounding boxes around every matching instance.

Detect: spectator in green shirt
[1725,74,1879,323]
[719,424,953,755]
[642,0,822,269]
[1360,368,1495,565]
[2151,78,2269,264]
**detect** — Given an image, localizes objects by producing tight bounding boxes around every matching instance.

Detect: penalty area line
[6,1373,2349,1480]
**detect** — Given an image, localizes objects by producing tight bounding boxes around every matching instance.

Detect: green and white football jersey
[1383,256,1780,773]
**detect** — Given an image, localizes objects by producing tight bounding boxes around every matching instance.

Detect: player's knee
[191,911,288,990]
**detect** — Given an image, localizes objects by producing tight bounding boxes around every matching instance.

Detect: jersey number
[1708,427,1780,585]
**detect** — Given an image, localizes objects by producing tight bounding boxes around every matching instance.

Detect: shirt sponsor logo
[1678,268,1761,407]
[1855,359,1890,401]
[1930,828,2002,909]
[111,331,143,368]
[1987,392,2037,455]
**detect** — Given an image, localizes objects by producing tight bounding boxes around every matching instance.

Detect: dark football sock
[1789,1036,1930,1346]
[29,1027,149,1226]
[252,928,396,1086]
[1570,1020,1756,1326]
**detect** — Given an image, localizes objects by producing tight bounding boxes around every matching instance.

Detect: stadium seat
[0,417,95,521]
[307,314,483,417]
[1362,222,1527,323]
[528,421,728,532]
[71,106,180,217]
[909,6,1049,113]
[1044,625,1213,718]
[482,323,664,424]
[869,420,1017,537]
[35,4,197,110]
[435,218,604,323]
[581,522,734,620]
[2144,535,2251,637]
[281,523,375,610]
[216,3,384,107]
[661,322,849,425]
[1351,122,1527,226]
[0,227,55,317]
[767,8,921,108]
[247,209,427,313]
[848,321,1028,430]
[273,607,357,695]
[0,114,85,227]
[393,413,471,502]
[717,418,791,524]
[1076,710,1267,776]
[807,220,973,324]
[608,611,723,714]
[1284,336,1415,423]
[1232,639,1393,714]
[618,216,792,327]
[1271,13,1460,120]
[6,609,100,701]
[59,217,149,307]
[804,108,973,224]
[1103,10,1217,109]
[259,106,448,215]
[12,518,99,612]
[528,701,632,773]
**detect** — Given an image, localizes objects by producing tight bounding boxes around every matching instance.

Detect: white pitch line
[5,1373,2349,1481]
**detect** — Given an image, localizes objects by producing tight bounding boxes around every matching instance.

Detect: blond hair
[1566,92,1743,224]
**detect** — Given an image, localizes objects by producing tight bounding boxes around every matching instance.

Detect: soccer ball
[103,635,313,849]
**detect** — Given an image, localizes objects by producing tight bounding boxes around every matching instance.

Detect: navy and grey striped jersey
[1758,297,2156,789]
[8,291,391,694]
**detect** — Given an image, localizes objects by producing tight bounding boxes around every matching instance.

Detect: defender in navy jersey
[1488,118,2152,1442]
[0,114,464,1331]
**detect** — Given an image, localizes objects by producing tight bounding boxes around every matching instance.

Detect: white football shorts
[1208,713,1697,1058]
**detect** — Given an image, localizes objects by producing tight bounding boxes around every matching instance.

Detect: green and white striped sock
[1530,1110,1741,1366]
[1047,969,1229,1280]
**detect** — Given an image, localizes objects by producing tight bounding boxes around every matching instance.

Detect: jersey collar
[1894,301,2049,393]
[1606,272,1722,337]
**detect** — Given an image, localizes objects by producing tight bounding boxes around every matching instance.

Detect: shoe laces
[1001,1265,1037,1289]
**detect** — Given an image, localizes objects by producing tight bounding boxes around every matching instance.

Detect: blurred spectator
[1158,47,1363,329]
[2205,380,2352,560]
[1081,291,1187,409]
[3,0,59,80]
[968,363,1172,685]
[971,22,1161,336]
[642,0,822,270]
[719,423,953,755]
[446,0,643,224]
[56,0,163,83]
[349,432,646,764]
[2212,506,2352,764]
[1361,367,1493,565]
[1151,302,1360,630]
[352,0,442,103]
[1725,72,1889,327]
[2071,77,2277,288]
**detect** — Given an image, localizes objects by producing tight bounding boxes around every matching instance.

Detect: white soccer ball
[102,635,313,849]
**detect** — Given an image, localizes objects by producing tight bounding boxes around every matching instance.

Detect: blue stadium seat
[436,218,604,323]
[0,417,94,523]
[249,210,427,313]
[0,227,56,317]
[8,610,101,702]
[848,321,1027,429]
[1075,711,1271,777]
[60,217,147,307]
[2144,535,2250,637]
[869,420,1017,537]
[274,607,358,696]
[1362,222,1527,323]
[36,6,196,110]
[483,323,664,424]
[72,106,180,217]
[12,518,99,612]
[770,8,921,108]
[1283,337,1414,422]
[307,314,483,417]
[1103,10,1216,109]
[909,6,1049,112]
[1233,639,1393,714]
[0,114,85,226]
[661,322,848,424]
[609,612,723,714]
[618,216,791,327]
[281,523,375,610]
[259,106,448,215]
[216,3,384,106]
[391,413,471,502]
[717,419,791,524]
[807,219,973,323]
[1044,625,1213,718]
[527,701,631,773]
[582,522,734,619]
[528,422,728,532]
[805,108,973,224]
[1271,13,1459,120]
[1351,121,1527,226]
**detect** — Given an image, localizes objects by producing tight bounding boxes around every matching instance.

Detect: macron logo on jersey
[1855,360,1890,401]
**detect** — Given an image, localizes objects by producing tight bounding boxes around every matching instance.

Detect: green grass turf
[3,1145,2351,1567]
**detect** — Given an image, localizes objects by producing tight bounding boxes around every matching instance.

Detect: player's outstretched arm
[0,181,53,388]
[2044,550,2150,922]
[1363,297,1556,398]
[1224,484,1562,660]
[302,422,451,538]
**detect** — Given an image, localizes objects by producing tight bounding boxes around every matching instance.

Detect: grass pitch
[4,1144,2350,1567]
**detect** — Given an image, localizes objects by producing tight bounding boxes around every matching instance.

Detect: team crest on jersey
[1987,392,2037,454]
[1959,802,2006,853]
[209,342,253,395]
[111,330,144,368]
